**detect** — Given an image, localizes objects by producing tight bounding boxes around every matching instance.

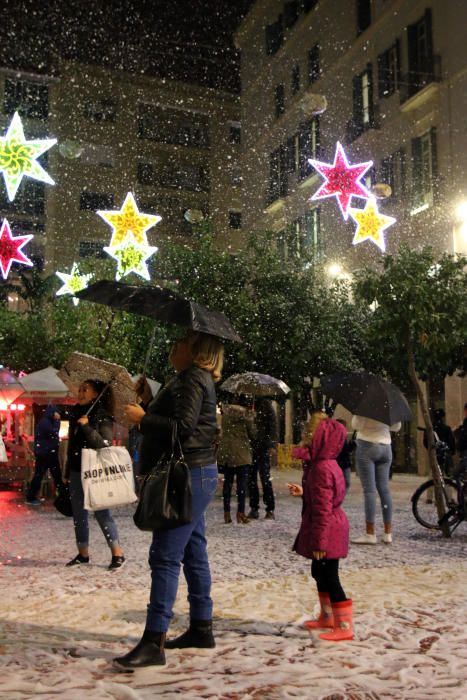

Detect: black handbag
[54,483,73,517]
[133,424,192,532]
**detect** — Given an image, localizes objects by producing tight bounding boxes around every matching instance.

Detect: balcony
[399,55,442,110]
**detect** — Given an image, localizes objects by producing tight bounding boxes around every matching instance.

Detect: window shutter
[352,74,363,128]
[411,137,422,206]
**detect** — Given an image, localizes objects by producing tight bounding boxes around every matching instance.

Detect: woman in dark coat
[114,331,224,670]
[66,379,125,570]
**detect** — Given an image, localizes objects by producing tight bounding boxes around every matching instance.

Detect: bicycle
[411,435,467,534]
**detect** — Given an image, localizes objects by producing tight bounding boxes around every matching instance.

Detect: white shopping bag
[81,446,137,511]
[0,436,7,463]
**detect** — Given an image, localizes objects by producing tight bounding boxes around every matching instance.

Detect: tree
[354,246,467,536]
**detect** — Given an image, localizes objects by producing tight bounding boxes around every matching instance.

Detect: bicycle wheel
[411,479,459,530]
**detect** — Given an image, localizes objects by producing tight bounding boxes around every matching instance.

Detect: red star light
[308,141,373,220]
[0,218,33,279]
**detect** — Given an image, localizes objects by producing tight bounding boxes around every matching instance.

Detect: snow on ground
[0,469,466,700]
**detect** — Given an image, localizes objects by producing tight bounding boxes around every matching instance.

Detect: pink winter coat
[292,419,349,560]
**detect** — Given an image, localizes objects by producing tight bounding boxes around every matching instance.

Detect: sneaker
[25,498,41,506]
[247,509,259,520]
[351,533,377,545]
[264,511,275,520]
[66,554,90,567]
[109,555,126,571]
[382,533,393,544]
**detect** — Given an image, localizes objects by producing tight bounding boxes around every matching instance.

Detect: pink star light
[0,218,33,279]
[308,141,373,220]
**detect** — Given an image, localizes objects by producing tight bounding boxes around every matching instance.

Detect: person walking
[351,414,401,545]
[288,418,353,642]
[26,405,64,506]
[114,331,224,670]
[218,396,256,524]
[248,397,278,520]
[65,380,125,570]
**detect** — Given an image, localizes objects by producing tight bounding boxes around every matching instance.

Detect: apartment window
[275,84,285,118]
[291,64,301,95]
[356,0,371,35]
[286,134,300,174]
[268,146,288,203]
[378,41,401,98]
[83,98,117,122]
[229,211,242,229]
[304,207,321,254]
[299,117,320,179]
[79,241,106,258]
[407,9,435,97]
[137,104,210,148]
[229,123,241,144]
[411,128,437,211]
[137,162,157,186]
[351,64,374,138]
[380,148,406,198]
[0,181,45,216]
[4,78,49,120]
[265,17,284,55]
[308,44,320,84]
[79,191,114,211]
[284,1,299,29]
[159,164,210,192]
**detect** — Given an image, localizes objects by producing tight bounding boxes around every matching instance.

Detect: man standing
[26,405,63,505]
[248,397,279,520]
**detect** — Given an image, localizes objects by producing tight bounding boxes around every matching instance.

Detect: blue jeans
[356,440,393,524]
[222,465,249,513]
[146,464,218,633]
[69,471,120,549]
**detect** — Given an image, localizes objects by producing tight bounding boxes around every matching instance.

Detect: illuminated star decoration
[56,263,93,306]
[97,192,161,247]
[0,111,57,201]
[104,232,158,281]
[0,218,33,279]
[348,197,396,253]
[308,141,373,220]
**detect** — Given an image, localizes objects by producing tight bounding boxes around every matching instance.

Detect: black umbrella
[320,371,413,425]
[220,372,291,397]
[76,280,242,343]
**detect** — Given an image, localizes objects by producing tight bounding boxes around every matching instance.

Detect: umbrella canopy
[0,368,25,406]
[220,372,291,397]
[58,352,136,424]
[18,367,69,401]
[320,371,413,425]
[76,280,242,343]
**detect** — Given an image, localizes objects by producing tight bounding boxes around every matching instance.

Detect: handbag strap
[170,421,185,462]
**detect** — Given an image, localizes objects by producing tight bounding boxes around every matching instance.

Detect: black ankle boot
[165,619,215,649]
[113,630,166,669]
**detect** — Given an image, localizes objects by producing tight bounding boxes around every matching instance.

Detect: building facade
[236,0,467,272]
[0,60,242,273]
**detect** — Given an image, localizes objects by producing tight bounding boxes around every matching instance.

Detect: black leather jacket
[66,404,114,474]
[139,365,217,473]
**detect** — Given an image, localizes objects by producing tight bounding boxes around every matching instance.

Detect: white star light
[56,263,93,306]
[103,232,158,281]
[0,112,57,201]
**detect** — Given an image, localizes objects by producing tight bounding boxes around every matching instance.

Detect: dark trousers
[311,558,346,603]
[27,452,63,500]
[222,465,249,513]
[248,447,275,512]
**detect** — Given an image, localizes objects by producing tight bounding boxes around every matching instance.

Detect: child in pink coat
[289,418,353,641]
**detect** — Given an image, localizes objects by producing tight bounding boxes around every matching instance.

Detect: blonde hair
[188,332,225,382]
[301,410,327,445]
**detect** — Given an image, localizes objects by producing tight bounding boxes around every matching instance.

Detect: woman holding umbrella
[114,330,224,669]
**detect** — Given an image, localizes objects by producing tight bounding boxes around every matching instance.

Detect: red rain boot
[303,592,334,630]
[319,599,353,641]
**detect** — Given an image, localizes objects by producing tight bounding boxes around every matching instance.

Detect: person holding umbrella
[65,380,126,569]
[351,414,401,545]
[114,330,224,669]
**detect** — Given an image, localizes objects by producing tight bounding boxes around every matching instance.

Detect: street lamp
[453,200,467,254]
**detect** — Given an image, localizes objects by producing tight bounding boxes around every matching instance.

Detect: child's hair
[301,410,327,445]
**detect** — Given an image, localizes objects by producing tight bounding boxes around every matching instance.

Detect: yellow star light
[56,263,93,306]
[348,197,396,253]
[0,112,57,201]
[104,231,158,281]
[97,192,161,247]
